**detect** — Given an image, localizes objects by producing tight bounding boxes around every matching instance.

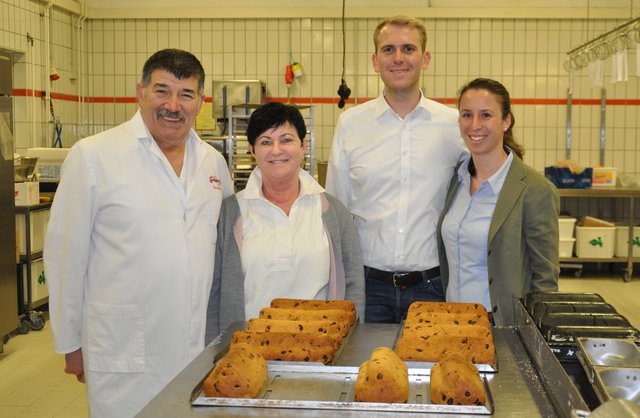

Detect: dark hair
[141,49,205,95]
[457,78,524,159]
[373,15,427,52]
[246,102,307,146]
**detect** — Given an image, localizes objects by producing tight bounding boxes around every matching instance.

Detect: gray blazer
[206,192,365,343]
[436,156,560,325]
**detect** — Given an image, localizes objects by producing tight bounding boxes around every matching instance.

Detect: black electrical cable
[337,0,351,109]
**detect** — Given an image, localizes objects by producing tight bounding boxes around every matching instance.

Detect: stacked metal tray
[576,337,640,404]
[524,291,640,362]
[191,321,497,414]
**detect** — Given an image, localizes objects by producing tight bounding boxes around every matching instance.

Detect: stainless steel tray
[577,337,640,383]
[592,366,640,404]
[191,363,495,414]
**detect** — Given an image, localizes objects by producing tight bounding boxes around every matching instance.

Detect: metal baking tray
[523,292,604,315]
[576,338,640,384]
[191,363,495,414]
[591,366,640,404]
[530,301,617,328]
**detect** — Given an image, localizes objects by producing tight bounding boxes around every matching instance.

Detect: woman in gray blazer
[437,78,559,326]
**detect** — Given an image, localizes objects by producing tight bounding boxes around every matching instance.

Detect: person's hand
[64,348,85,383]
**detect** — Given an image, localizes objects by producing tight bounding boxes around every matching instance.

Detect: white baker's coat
[44,111,233,418]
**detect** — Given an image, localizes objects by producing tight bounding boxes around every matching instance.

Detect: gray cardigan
[206,192,365,342]
[436,156,560,326]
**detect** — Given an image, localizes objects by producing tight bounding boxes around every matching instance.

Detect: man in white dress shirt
[326,16,467,323]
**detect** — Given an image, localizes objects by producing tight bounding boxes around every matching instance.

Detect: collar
[374,90,431,119]
[240,167,325,201]
[131,109,198,148]
[458,149,514,194]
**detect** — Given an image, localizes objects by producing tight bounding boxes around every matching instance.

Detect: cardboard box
[559,238,576,258]
[580,216,615,228]
[559,217,577,239]
[614,226,640,258]
[14,182,40,206]
[576,226,616,258]
[592,167,618,187]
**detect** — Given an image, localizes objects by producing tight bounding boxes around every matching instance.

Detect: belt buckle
[392,272,410,287]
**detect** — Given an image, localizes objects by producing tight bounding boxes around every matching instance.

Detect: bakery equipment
[592,367,640,404]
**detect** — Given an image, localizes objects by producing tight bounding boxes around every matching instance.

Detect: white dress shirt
[237,167,330,319]
[326,92,468,272]
[441,152,514,312]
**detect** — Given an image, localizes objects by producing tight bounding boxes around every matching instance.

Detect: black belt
[367,266,440,287]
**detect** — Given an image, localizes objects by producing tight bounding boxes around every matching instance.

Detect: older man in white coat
[44,49,233,417]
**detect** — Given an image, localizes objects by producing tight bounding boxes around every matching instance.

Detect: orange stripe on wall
[10,89,640,106]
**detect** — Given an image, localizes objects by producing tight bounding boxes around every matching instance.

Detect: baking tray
[576,337,640,384]
[541,313,631,338]
[523,291,604,315]
[546,325,640,362]
[530,301,617,328]
[191,362,495,414]
[591,366,640,404]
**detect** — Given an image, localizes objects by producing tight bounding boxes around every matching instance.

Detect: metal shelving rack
[15,202,50,333]
[558,187,640,281]
[226,103,315,191]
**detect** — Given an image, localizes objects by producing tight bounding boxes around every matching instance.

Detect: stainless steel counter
[136,322,570,418]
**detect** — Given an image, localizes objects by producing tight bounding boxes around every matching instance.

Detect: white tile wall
[1,0,639,178]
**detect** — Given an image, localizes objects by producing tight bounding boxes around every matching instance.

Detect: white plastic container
[559,238,576,258]
[575,226,616,258]
[614,226,640,257]
[591,167,618,187]
[559,217,577,239]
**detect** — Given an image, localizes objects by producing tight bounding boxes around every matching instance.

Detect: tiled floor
[0,274,639,418]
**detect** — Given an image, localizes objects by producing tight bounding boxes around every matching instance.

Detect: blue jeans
[364,269,445,323]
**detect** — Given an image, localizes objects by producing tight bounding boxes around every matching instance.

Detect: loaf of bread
[246,318,349,337]
[403,323,492,339]
[396,335,495,364]
[231,331,341,363]
[203,343,267,398]
[404,311,491,329]
[270,298,356,324]
[430,352,486,406]
[408,301,488,316]
[354,347,409,403]
[259,307,353,326]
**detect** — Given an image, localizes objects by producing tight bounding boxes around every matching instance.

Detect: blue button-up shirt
[441,151,514,312]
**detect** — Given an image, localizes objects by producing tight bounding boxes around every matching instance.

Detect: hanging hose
[50,100,62,148]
